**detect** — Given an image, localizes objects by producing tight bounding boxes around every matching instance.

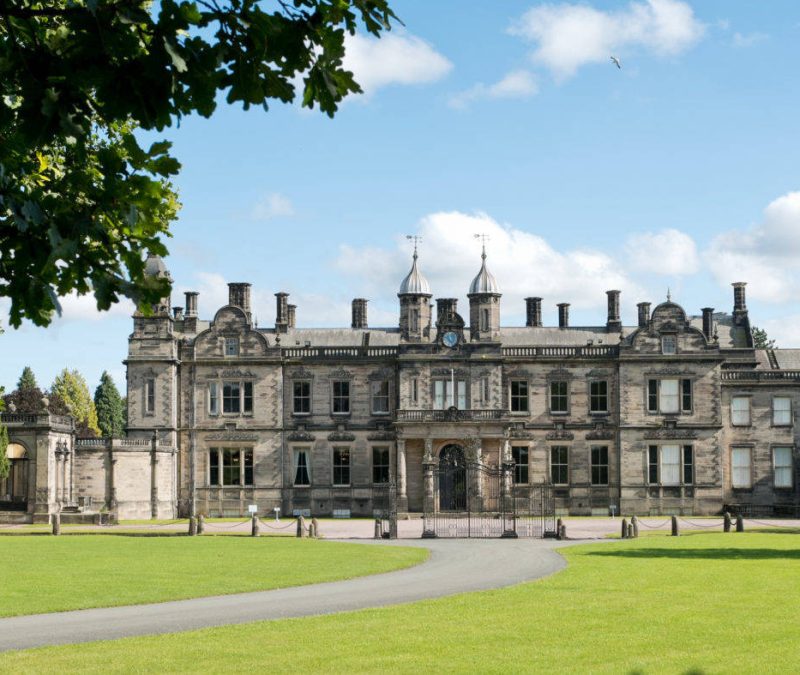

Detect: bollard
[374,519,382,539]
[556,518,563,541]
[671,515,679,536]
[197,514,205,535]
[736,514,744,532]
[251,514,260,537]
[559,524,567,540]
[308,520,316,538]
[631,515,639,538]
[311,518,320,539]
[52,512,61,536]
[723,511,731,533]
[627,522,634,539]
[297,515,308,538]
[188,516,197,536]
[621,517,628,539]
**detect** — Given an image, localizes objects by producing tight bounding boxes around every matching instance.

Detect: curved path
[0,538,577,652]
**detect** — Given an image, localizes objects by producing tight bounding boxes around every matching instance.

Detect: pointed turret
[398,237,432,342]
[468,240,501,341]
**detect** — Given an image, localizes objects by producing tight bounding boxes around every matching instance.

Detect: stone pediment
[205,431,259,441]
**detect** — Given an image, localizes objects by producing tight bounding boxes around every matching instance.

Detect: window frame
[773,446,793,489]
[208,447,254,487]
[224,337,239,357]
[590,446,609,486]
[293,447,312,487]
[509,379,529,414]
[550,446,569,486]
[331,380,351,415]
[589,380,609,414]
[293,380,311,415]
[647,378,692,415]
[647,444,694,486]
[661,334,677,355]
[371,380,391,416]
[372,446,390,484]
[208,382,219,416]
[332,446,351,487]
[511,446,529,485]
[433,379,467,410]
[731,396,751,427]
[410,377,419,406]
[144,377,155,415]
[772,396,792,427]
[549,380,569,415]
[731,446,752,489]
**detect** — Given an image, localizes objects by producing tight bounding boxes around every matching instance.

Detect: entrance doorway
[1,444,29,511]
[438,444,466,511]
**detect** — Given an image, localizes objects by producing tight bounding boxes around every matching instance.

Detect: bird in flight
[610,55,622,69]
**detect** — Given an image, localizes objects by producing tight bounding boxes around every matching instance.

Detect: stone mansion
[3,247,800,522]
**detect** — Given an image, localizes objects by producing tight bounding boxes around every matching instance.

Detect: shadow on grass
[587,547,800,561]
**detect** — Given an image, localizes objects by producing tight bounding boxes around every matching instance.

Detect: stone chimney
[275,292,289,333]
[606,290,621,332]
[287,304,296,329]
[184,291,198,317]
[228,283,251,314]
[732,282,749,327]
[702,307,714,340]
[637,302,651,328]
[436,298,458,323]
[351,298,368,329]
[525,297,542,327]
[558,303,570,329]
[172,306,184,320]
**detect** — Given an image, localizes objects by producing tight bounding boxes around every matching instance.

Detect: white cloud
[732,31,768,48]
[510,0,705,79]
[335,210,644,324]
[250,192,294,221]
[343,31,453,96]
[707,191,800,303]
[625,228,699,276]
[449,70,538,109]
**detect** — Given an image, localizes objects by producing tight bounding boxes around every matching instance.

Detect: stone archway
[438,444,466,511]
[1,443,29,510]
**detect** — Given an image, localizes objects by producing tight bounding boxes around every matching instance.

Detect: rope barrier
[257,518,298,531]
[202,520,251,530]
[635,519,671,529]
[678,518,725,529]
[744,518,800,529]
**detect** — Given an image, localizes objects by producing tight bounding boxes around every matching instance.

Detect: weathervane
[406,234,422,257]
[474,233,490,259]
[667,287,672,302]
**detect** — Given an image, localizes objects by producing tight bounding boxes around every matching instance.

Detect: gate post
[500,459,518,538]
[421,452,437,538]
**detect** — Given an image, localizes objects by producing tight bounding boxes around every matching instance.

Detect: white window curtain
[660,445,680,485]
[731,397,750,425]
[774,447,793,488]
[660,379,679,414]
[773,397,792,426]
[732,447,751,488]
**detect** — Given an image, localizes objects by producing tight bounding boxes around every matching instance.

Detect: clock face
[442,331,459,348]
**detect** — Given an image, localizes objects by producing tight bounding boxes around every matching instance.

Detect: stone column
[62,444,70,505]
[53,446,62,508]
[150,432,159,519]
[396,439,408,511]
[108,443,117,512]
[421,442,437,538]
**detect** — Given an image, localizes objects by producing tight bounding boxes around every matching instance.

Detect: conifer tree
[17,367,37,391]
[94,372,125,439]
[51,369,101,437]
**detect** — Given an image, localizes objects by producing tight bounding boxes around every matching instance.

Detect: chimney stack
[172,306,184,321]
[558,303,570,329]
[732,282,747,312]
[287,304,296,329]
[525,297,542,327]
[606,290,621,332]
[228,283,252,315]
[184,291,198,318]
[351,298,368,329]
[637,302,651,328]
[275,292,289,333]
[702,307,714,341]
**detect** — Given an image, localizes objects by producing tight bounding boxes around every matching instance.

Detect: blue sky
[3,0,800,394]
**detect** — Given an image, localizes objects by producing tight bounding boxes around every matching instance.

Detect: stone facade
[4,250,799,521]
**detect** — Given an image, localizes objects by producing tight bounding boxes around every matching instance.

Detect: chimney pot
[287,304,296,329]
[275,292,289,333]
[702,307,714,340]
[606,290,621,332]
[228,283,252,315]
[525,297,542,327]
[184,291,198,318]
[557,303,570,329]
[732,282,747,312]
[172,306,184,320]
[637,302,651,328]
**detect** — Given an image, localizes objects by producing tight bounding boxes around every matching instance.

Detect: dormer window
[661,335,677,354]
[225,337,239,357]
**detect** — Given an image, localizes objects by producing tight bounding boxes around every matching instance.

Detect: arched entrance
[1,443,29,511]
[438,444,466,511]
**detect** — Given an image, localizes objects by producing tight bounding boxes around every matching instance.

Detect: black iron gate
[373,481,398,539]
[423,461,555,538]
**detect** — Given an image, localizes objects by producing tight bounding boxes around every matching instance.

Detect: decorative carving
[546,427,574,440]
[328,423,355,442]
[504,368,531,379]
[368,367,394,381]
[288,426,316,442]
[290,368,315,380]
[205,431,259,441]
[329,367,353,380]
[586,369,611,378]
[547,367,572,381]
[586,429,614,440]
[643,427,697,440]
[367,430,396,441]
[431,368,468,378]
[220,369,256,379]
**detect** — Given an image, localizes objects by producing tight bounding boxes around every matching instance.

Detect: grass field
[0,536,427,617]
[3,532,798,673]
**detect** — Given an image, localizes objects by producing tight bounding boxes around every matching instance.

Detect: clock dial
[442,331,458,348]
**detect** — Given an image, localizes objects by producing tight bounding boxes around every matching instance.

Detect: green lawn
[0,536,427,618]
[3,532,799,673]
